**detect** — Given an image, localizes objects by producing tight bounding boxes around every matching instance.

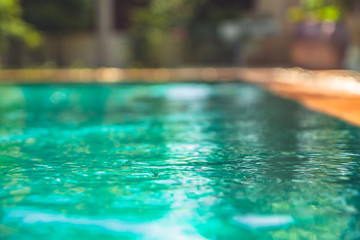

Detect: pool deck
[0,67,360,127]
[243,68,360,127]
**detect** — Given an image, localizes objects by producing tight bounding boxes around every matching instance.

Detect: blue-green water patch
[0,83,360,240]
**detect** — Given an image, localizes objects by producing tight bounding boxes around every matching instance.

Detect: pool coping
[1,67,360,126]
[0,67,358,92]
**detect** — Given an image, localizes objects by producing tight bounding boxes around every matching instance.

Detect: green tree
[0,0,41,50]
[288,0,357,23]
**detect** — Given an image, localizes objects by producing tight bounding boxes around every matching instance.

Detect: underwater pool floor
[0,83,360,239]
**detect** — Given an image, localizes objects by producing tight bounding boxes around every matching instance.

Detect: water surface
[0,83,360,239]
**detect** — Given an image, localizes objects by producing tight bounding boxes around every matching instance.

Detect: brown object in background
[290,21,349,69]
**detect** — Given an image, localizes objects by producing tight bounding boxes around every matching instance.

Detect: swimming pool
[1,83,359,239]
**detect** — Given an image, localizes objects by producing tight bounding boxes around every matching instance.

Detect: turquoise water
[0,83,359,240]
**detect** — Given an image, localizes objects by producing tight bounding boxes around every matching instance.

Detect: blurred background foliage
[288,0,357,23]
[21,0,94,32]
[129,0,254,67]
[0,0,41,50]
[0,0,359,69]
[129,0,201,67]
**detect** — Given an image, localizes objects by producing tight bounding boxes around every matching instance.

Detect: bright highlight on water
[0,83,359,239]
